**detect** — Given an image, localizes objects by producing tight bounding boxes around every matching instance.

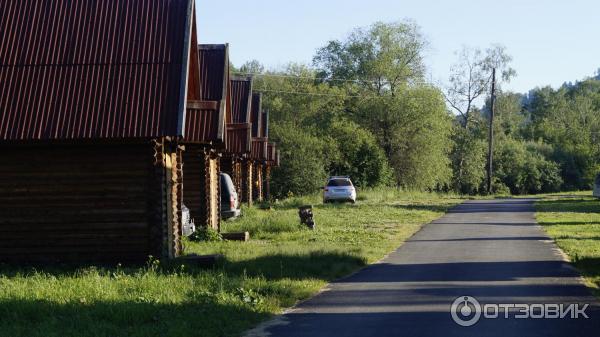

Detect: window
[327,179,352,187]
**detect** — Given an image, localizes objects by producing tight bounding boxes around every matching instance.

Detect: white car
[323,176,356,203]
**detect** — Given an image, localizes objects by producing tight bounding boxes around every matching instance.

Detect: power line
[233,71,436,87]
[254,88,373,98]
[255,89,447,102]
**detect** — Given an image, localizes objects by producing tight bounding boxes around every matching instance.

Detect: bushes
[269,124,332,198]
[493,140,562,194]
[269,120,393,198]
[326,120,393,187]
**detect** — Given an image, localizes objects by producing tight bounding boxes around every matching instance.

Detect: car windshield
[327,179,352,187]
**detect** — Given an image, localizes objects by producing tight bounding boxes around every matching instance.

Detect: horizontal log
[0,237,149,248]
[221,232,250,241]
[0,244,150,255]
[0,222,148,232]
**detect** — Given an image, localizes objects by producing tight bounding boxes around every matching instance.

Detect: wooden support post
[486,68,496,195]
[242,160,253,206]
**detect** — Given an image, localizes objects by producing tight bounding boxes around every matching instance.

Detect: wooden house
[250,94,269,203]
[223,76,253,204]
[264,142,280,201]
[0,0,200,263]
[181,44,229,231]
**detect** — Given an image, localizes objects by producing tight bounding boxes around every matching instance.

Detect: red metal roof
[250,93,262,137]
[183,44,228,144]
[0,0,196,140]
[225,123,251,154]
[230,77,252,124]
[251,137,268,161]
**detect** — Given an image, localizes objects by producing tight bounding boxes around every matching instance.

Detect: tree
[326,119,393,187]
[358,86,453,189]
[269,123,335,198]
[314,21,427,96]
[239,60,265,75]
[446,45,516,129]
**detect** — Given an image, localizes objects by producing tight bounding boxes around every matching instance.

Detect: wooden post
[264,165,271,201]
[243,160,253,206]
[486,68,496,195]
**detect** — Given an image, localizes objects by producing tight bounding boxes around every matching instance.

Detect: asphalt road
[245,199,600,337]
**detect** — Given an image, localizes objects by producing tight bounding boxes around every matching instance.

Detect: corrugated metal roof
[251,137,268,161]
[225,123,251,154]
[0,0,195,140]
[183,44,228,144]
[250,93,262,137]
[230,76,252,124]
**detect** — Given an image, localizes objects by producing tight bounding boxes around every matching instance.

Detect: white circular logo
[451,296,482,327]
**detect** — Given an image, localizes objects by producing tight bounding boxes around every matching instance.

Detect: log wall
[241,160,253,206]
[0,141,182,263]
[182,147,220,231]
[253,162,263,202]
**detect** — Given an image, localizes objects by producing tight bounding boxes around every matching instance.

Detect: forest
[234,21,600,197]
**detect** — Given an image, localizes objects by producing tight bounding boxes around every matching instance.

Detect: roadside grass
[0,188,462,337]
[535,191,600,295]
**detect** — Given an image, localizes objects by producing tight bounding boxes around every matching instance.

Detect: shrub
[326,119,393,187]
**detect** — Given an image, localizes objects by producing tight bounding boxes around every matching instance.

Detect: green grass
[0,188,462,337]
[535,191,600,295]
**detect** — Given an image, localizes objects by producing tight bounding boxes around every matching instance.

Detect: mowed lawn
[535,192,600,295]
[0,189,462,337]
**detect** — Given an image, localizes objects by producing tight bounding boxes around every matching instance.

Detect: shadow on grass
[540,221,600,226]
[0,297,269,337]
[392,204,450,213]
[221,252,367,281]
[536,198,600,213]
[0,251,368,336]
[573,257,600,280]
[0,251,367,284]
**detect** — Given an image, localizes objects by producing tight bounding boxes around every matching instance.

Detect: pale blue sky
[196,0,599,94]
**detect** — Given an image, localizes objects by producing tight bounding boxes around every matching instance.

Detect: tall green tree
[314,20,427,96]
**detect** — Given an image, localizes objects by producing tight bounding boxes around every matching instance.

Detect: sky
[196,0,599,94]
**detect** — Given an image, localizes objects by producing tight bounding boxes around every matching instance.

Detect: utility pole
[486,68,496,194]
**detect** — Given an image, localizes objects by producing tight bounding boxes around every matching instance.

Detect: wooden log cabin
[182,44,230,231]
[223,76,253,204]
[0,0,201,263]
[250,94,269,204]
[264,142,280,201]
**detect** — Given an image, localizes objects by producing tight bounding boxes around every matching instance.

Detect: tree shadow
[572,257,600,280]
[221,252,367,281]
[536,199,600,213]
[391,204,451,212]
[0,251,367,336]
[539,221,600,226]
[0,297,270,337]
[335,260,581,283]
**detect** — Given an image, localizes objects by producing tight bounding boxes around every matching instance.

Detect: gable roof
[261,110,269,138]
[184,44,228,144]
[230,76,252,124]
[0,0,196,140]
[250,93,263,137]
